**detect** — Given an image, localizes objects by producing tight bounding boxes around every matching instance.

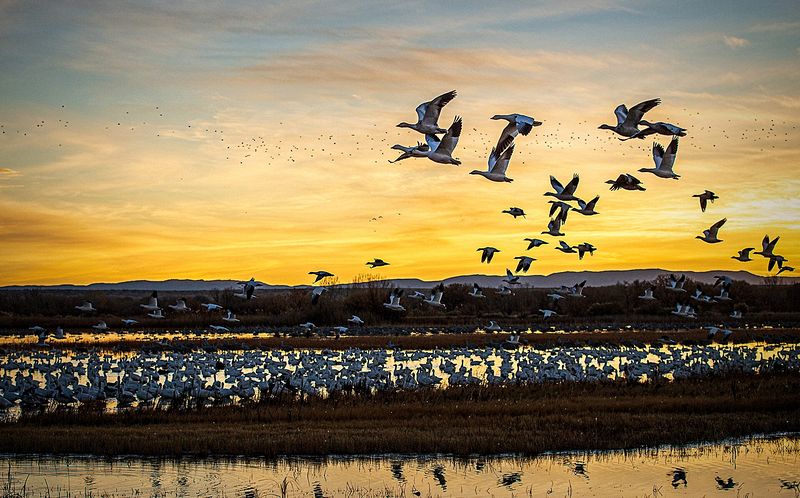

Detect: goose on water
[598,98,660,138]
[491,113,541,152]
[388,142,429,163]
[544,174,580,201]
[731,248,755,262]
[693,190,718,212]
[383,288,405,311]
[366,258,390,268]
[470,135,515,182]
[477,246,500,264]
[696,218,726,243]
[638,137,680,179]
[606,173,645,191]
[397,90,457,135]
[424,116,462,165]
[754,235,780,258]
[309,270,334,283]
[514,256,535,273]
[502,207,526,218]
[524,238,548,249]
[573,196,599,216]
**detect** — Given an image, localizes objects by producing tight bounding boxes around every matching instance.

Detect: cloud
[0,167,20,178]
[724,35,751,48]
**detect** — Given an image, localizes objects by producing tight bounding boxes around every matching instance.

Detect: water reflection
[0,436,797,497]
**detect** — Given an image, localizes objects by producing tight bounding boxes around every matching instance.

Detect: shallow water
[1,435,798,497]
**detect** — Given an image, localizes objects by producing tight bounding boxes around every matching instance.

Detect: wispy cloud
[724,35,751,48]
[0,167,20,178]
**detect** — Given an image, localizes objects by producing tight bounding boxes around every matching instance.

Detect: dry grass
[2,372,798,456]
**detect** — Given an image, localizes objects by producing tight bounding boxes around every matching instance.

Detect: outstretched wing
[613,104,628,126]
[435,116,462,156]
[563,174,580,195]
[623,98,660,128]
[660,137,679,171]
[652,142,665,168]
[420,90,457,126]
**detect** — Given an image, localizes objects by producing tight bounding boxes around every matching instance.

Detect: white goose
[639,137,680,179]
[311,286,327,305]
[469,283,486,298]
[388,142,430,163]
[567,280,587,298]
[147,309,165,319]
[573,196,599,216]
[598,98,661,138]
[75,301,96,312]
[234,277,260,300]
[540,309,558,318]
[496,286,513,296]
[638,288,656,300]
[140,291,160,311]
[168,299,191,312]
[201,303,223,311]
[484,320,501,332]
[222,310,240,323]
[491,113,542,151]
[347,315,365,325]
[627,120,687,140]
[121,319,138,326]
[503,268,520,286]
[666,274,687,292]
[92,321,108,331]
[383,288,405,311]
[424,116,462,165]
[470,135,516,182]
[423,283,446,308]
[397,90,457,135]
[210,325,230,332]
[696,218,726,243]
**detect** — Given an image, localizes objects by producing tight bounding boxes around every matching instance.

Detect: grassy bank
[1,372,798,456]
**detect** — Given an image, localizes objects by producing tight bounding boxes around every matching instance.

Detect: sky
[0,0,799,286]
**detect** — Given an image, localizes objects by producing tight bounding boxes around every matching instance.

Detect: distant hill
[0,269,794,292]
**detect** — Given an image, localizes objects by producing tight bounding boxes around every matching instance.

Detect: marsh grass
[2,372,798,457]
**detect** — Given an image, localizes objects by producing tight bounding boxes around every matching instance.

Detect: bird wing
[421,90,457,126]
[563,174,580,195]
[435,116,462,156]
[550,175,564,193]
[660,137,679,171]
[709,218,727,235]
[623,98,660,127]
[559,240,570,250]
[613,104,628,126]
[586,195,599,210]
[425,133,441,153]
[492,143,515,175]
[652,142,665,168]
[699,196,707,212]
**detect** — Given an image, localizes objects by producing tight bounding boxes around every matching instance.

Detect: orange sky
[0,1,798,285]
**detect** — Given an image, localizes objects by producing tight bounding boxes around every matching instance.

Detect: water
[1,436,798,497]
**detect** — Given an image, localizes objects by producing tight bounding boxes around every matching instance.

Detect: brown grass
[2,372,798,456]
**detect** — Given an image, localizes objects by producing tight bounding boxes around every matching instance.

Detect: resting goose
[424,116,462,165]
[598,98,661,138]
[696,218,726,243]
[397,90,457,135]
[383,288,405,311]
[639,137,680,179]
[470,135,515,182]
[544,174,580,201]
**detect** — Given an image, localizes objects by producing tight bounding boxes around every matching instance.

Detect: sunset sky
[1,0,798,286]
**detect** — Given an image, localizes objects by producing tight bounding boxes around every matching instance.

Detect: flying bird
[469,283,486,298]
[598,98,661,138]
[542,217,564,237]
[575,242,597,260]
[503,268,520,285]
[311,286,327,305]
[477,246,501,264]
[470,135,515,182]
[168,299,191,312]
[555,240,577,254]
[693,190,718,212]
[423,283,446,308]
[754,235,780,258]
[731,248,755,262]
[573,196,599,216]
[544,174,580,201]
[696,218,726,243]
[309,270,334,283]
[638,137,680,179]
[606,173,645,191]
[502,207,526,218]
[621,120,687,140]
[383,288,405,311]
[140,291,161,311]
[424,116,462,165]
[490,113,542,151]
[514,256,536,273]
[74,302,96,312]
[397,90,457,135]
[548,200,571,225]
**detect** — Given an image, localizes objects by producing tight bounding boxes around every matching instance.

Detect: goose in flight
[540,309,558,319]
[423,283,446,308]
[547,292,564,301]
[567,280,587,298]
[544,174,580,201]
[484,320,501,332]
[168,299,191,312]
[502,207,526,218]
[496,286,513,296]
[491,113,542,151]
[201,303,223,311]
[388,142,429,163]
[470,135,515,182]
[573,196,599,216]
[730,310,743,319]
[140,291,161,311]
[477,246,501,264]
[638,288,656,300]
[598,98,661,138]
[309,270,334,283]
[754,235,780,258]
[366,258,390,268]
[666,274,687,292]
[210,325,230,332]
[424,116,462,165]
[503,268,521,285]
[397,90,457,135]
[514,256,535,273]
[731,248,755,262]
[75,301,96,312]
[606,173,645,191]
[222,310,240,322]
[121,319,138,326]
[347,315,365,325]
[383,288,405,311]
[575,242,597,260]
[524,238,548,250]
[548,200,571,226]
[408,290,427,300]
[713,275,733,287]
[235,277,262,300]
[469,283,486,298]
[555,240,577,254]
[54,326,65,339]
[696,218,726,243]
[542,218,564,237]
[768,254,788,272]
[311,286,327,305]
[147,309,165,319]
[639,137,680,179]
[621,120,687,141]
[692,190,718,212]
[92,321,108,331]
[777,265,795,275]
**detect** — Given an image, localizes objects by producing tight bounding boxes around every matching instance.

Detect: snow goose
[366,258,390,268]
[638,288,656,300]
[311,286,327,305]
[423,283,446,308]
[491,113,542,151]
[567,280,587,298]
[693,190,718,212]
[210,325,230,332]
[544,174,580,201]
[408,290,427,300]
[730,310,743,319]
[606,173,645,191]
[496,286,513,296]
[575,242,596,260]
[731,248,755,262]
[347,315,364,325]
[470,135,515,182]
[484,320,502,332]
[639,137,680,179]
[168,299,191,312]
[477,246,501,264]
[140,291,161,311]
[92,321,108,331]
[598,98,661,138]
[696,218,726,243]
[75,301,96,312]
[397,90,457,135]
[383,288,405,311]
[666,274,687,292]
[201,303,223,311]
[147,309,165,319]
[514,256,535,273]
[541,217,564,237]
[754,235,780,258]
[540,309,558,319]
[524,238,548,249]
[502,207,526,218]
[309,270,334,283]
[768,254,788,271]
[548,200,571,225]
[234,278,261,300]
[424,116,462,165]
[469,283,486,298]
[388,142,429,163]
[777,265,795,275]
[222,310,240,323]
[573,196,599,216]
[631,120,687,139]
[503,268,521,286]
[555,240,577,254]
